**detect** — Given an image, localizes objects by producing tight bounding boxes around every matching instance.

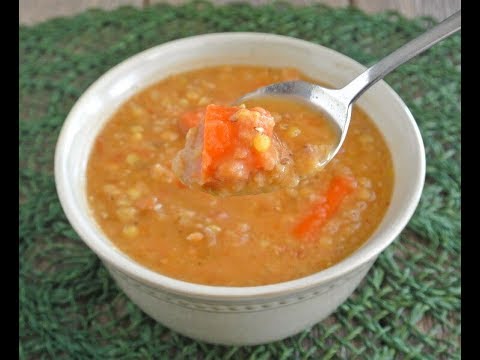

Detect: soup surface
[87,65,394,286]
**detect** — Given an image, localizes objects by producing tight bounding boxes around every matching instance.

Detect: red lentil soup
[87,65,394,286]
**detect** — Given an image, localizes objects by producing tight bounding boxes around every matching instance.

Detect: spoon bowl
[238,10,460,169]
[237,80,351,165]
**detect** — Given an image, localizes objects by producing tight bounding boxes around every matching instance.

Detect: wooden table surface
[20,0,460,25]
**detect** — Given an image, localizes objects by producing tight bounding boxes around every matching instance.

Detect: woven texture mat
[19,1,460,358]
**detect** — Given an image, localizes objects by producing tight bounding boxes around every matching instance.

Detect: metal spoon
[237,10,461,167]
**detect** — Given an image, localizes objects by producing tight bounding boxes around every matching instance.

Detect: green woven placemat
[19,1,460,358]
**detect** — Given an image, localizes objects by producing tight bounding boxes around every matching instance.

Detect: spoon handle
[339,10,461,104]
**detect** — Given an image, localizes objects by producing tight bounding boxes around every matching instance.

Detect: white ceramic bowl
[55,33,425,345]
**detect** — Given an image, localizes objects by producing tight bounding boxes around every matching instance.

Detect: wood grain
[19,0,461,26]
[19,0,143,25]
[147,0,349,7]
[352,0,461,21]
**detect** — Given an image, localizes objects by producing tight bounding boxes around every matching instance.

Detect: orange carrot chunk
[201,104,239,177]
[293,175,357,240]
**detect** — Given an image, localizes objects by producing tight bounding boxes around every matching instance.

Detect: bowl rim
[55,32,425,299]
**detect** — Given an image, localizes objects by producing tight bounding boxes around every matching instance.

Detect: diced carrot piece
[201,104,239,177]
[293,175,357,240]
[204,104,240,123]
[178,109,204,135]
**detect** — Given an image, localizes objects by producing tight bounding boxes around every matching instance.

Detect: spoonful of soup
[173,10,460,196]
[172,99,337,196]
